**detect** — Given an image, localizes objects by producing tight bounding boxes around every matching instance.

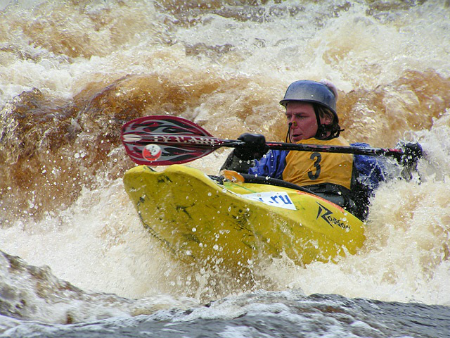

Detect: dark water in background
[1,0,450,336]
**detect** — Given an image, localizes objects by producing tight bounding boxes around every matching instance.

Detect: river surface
[1,0,450,337]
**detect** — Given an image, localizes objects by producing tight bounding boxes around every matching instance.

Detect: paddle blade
[121,115,216,165]
[124,143,215,165]
[122,115,213,138]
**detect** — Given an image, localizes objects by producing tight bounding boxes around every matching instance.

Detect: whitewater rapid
[1,1,450,335]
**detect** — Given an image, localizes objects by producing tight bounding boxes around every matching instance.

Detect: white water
[1,0,450,329]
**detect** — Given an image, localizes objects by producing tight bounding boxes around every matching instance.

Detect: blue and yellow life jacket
[282,137,353,189]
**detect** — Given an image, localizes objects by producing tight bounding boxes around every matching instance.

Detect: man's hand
[234,133,269,161]
[399,142,423,168]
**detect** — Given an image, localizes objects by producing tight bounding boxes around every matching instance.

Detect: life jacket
[245,140,388,220]
[282,137,354,189]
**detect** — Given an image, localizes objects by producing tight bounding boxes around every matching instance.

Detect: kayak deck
[123,165,365,269]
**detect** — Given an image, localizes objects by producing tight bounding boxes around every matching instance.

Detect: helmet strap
[286,122,292,142]
[317,124,337,139]
[313,105,343,140]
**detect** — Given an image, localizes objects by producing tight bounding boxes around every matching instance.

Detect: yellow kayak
[123,164,365,269]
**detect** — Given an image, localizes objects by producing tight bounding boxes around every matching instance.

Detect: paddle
[121,115,406,166]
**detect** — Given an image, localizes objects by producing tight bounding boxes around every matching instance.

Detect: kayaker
[221,80,422,220]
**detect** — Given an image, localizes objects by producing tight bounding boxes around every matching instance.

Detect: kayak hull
[123,165,365,269]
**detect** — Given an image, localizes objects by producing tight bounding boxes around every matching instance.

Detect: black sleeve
[220,151,255,174]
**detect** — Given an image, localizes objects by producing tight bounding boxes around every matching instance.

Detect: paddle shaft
[121,115,406,165]
[126,133,404,159]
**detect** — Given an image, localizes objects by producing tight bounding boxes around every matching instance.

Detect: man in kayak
[221,80,422,220]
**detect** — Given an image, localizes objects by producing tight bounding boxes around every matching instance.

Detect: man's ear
[320,115,333,125]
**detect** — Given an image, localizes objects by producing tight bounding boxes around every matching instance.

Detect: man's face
[285,102,317,142]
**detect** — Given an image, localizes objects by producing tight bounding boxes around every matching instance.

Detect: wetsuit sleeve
[248,150,289,179]
[351,142,392,190]
[220,150,255,174]
[221,149,289,178]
